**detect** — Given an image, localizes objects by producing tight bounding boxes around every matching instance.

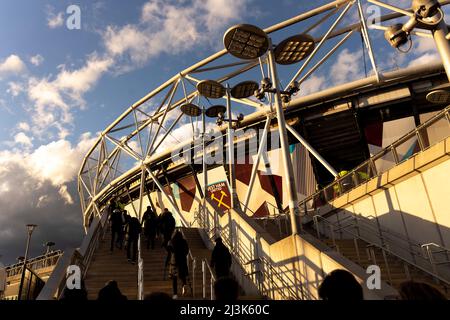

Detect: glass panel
[373,149,396,174]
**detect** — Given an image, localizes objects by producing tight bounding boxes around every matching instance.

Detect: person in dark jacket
[210,237,232,278]
[97,280,127,301]
[126,216,142,263]
[110,209,123,251]
[142,206,157,250]
[161,208,176,248]
[165,230,189,298]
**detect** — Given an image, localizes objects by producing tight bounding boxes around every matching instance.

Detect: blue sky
[0,0,442,264]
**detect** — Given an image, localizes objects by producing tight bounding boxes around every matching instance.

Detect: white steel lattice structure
[78,0,450,232]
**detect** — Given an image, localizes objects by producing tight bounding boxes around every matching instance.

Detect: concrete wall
[318,137,450,279]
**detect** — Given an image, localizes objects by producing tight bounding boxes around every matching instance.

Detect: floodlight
[224,24,269,60]
[26,224,37,234]
[205,105,227,118]
[230,81,259,99]
[274,34,315,65]
[197,80,226,99]
[412,0,440,19]
[180,103,202,117]
[426,83,450,104]
[384,24,409,49]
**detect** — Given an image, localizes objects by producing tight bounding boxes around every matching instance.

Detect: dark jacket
[162,211,176,235]
[127,217,142,240]
[211,241,232,276]
[167,233,189,279]
[143,209,157,236]
[110,210,123,230]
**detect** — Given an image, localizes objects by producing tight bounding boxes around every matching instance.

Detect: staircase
[83,227,214,300]
[84,232,138,300]
[316,233,450,298]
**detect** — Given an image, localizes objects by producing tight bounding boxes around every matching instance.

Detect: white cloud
[0,55,26,78]
[30,54,44,66]
[47,11,64,29]
[300,75,327,96]
[7,81,24,97]
[407,52,440,68]
[330,49,364,84]
[26,55,113,138]
[0,132,96,192]
[104,0,251,71]
[13,132,33,148]
[17,122,30,132]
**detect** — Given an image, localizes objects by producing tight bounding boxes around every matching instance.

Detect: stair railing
[179,228,196,298]
[197,200,305,300]
[299,106,450,219]
[201,258,215,300]
[421,243,450,275]
[313,215,450,289]
[137,234,144,300]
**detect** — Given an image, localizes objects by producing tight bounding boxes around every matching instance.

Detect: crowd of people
[105,199,235,300]
[108,200,176,265]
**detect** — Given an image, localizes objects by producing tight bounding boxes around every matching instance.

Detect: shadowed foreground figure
[399,281,447,300]
[97,280,127,301]
[214,277,239,301]
[59,280,88,301]
[318,269,363,300]
[144,291,173,302]
[211,237,232,278]
[166,230,190,299]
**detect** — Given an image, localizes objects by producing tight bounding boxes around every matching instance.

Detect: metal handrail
[298,106,450,217]
[6,251,63,277]
[137,234,144,300]
[313,215,450,287]
[201,258,215,300]
[197,201,304,300]
[179,228,196,298]
[421,243,450,274]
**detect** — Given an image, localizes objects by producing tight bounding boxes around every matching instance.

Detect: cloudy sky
[0,0,442,265]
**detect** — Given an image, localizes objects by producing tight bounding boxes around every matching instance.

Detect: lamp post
[18,224,37,300]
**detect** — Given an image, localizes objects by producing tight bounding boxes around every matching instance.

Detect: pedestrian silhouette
[210,237,232,278]
[161,208,176,248]
[398,281,447,300]
[142,206,157,250]
[214,277,239,301]
[97,280,127,301]
[110,209,123,251]
[126,216,142,263]
[165,230,190,298]
[318,269,363,300]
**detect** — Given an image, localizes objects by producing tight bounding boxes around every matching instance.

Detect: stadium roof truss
[78,0,450,230]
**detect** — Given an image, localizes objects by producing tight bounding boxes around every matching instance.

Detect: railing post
[192,257,196,298]
[313,216,320,239]
[391,146,399,164]
[354,238,362,266]
[330,224,337,251]
[381,249,392,285]
[202,259,206,299]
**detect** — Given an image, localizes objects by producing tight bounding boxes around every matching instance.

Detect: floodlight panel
[224,24,269,60]
[197,80,226,99]
[180,103,202,117]
[205,105,227,118]
[274,34,315,65]
[426,89,450,104]
[230,81,259,99]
